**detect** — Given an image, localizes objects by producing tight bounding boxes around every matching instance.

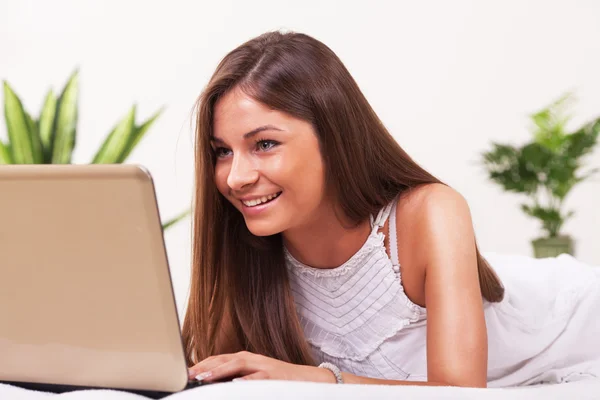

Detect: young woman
[182,30,600,388]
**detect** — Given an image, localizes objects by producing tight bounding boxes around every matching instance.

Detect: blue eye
[214,147,232,158]
[257,140,278,151]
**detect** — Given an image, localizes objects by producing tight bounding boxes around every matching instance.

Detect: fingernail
[195,371,212,381]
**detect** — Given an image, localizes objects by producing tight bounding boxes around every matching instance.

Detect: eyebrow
[211,125,283,144]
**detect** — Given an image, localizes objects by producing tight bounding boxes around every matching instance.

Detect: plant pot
[531,235,574,258]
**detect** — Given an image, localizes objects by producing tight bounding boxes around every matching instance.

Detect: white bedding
[2,379,600,400]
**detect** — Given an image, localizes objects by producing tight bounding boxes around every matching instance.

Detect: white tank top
[284,196,600,387]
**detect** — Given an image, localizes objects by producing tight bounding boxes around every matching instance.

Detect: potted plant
[482,93,600,258]
[1,69,189,229]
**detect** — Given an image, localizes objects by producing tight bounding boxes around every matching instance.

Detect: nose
[226,153,259,191]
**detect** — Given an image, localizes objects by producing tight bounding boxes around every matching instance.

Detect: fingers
[188,354,233,379]
[201,357,256,382]
[188,351,261,382]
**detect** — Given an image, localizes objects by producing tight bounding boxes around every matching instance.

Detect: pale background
[1,0,599,316]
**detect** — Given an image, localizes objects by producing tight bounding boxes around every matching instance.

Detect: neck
[282,202,372,269]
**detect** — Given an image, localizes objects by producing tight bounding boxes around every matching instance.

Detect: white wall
[2,0,600,315]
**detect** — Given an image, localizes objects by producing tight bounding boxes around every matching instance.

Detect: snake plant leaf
[25,112,44,164]
[3,81,34,164]
[39,89,57,162]
[92,105,136,164]
[161,209,191,230]
[0,140,12,164]
[117,106,164,163]
[51,69,79,164]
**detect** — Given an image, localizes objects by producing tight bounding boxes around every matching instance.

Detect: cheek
[279,151,325,205]
[300,162,326,202]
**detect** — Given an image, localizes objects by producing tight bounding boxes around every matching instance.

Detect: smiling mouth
[241,191,282,207]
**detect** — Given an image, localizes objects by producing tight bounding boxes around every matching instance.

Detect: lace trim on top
[283,231,384,279]
[282,200,393,279]
[284,199,427,361]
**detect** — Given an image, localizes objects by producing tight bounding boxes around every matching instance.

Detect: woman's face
[212,88,326,236]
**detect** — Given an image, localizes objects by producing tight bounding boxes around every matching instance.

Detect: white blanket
[2,379,600,400]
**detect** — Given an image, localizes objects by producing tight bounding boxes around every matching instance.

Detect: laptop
[0,164,203,398]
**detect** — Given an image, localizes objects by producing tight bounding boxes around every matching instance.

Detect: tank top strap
[371,195,401,274]
[371,199,394,230]
[388,196,401,268]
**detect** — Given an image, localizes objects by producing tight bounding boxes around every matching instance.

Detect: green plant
[1,69,189,230]
[482,93,600,239]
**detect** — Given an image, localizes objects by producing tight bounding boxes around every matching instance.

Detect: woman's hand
[187,351,335,383]
[187,350,455,387]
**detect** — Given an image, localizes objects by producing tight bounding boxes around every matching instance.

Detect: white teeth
[242,192,280,207]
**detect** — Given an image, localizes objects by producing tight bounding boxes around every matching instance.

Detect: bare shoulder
[395,183,473,244]
[397,183,471,219]
[392,183,475,307]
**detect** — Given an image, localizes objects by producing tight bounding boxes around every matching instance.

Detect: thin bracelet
[318,362,344,384]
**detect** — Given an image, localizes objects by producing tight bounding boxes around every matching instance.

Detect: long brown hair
[182,30,504,368]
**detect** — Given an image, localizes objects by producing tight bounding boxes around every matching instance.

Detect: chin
[244,220,284,237]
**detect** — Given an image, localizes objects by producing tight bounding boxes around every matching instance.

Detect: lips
[241,191,282,207]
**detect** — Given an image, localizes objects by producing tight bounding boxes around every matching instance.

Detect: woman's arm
[401,184,488,387]
[335,185,488,387]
